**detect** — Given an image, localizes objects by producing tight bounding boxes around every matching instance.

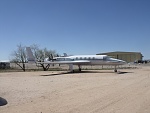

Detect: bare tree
[11,44,27,71]
[30,44,58,71]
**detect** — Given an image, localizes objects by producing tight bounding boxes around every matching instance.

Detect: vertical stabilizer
[26,47,35,62]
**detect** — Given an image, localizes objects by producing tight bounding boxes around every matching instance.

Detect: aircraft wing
[36,60,91,65]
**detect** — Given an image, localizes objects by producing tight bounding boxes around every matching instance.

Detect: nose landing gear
[78,65,81,72]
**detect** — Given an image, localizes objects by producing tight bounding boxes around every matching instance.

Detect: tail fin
[63,53,68,57]
[26,47,35,63]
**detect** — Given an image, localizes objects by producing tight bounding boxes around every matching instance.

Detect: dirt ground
[0,67,150,113]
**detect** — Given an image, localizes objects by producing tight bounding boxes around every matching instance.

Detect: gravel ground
[0,67,150,113]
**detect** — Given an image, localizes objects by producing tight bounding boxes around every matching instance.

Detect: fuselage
[49,55,126,65]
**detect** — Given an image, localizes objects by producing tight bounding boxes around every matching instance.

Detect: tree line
[11,44,59,71]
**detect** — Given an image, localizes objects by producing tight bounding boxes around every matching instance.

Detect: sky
[0,0,150,60]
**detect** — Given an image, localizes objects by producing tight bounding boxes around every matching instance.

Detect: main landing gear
[114,66,117,72]
[114,69,117,72]
[69,64,82,73]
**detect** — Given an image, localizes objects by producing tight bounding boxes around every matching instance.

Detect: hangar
[97,52,143,63]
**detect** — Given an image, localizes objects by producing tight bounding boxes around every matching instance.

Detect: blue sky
[0,0,150,60]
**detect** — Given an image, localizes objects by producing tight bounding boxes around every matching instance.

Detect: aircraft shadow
[40,70,132,76]
[117,72,130,74]
[0,97,7,106]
